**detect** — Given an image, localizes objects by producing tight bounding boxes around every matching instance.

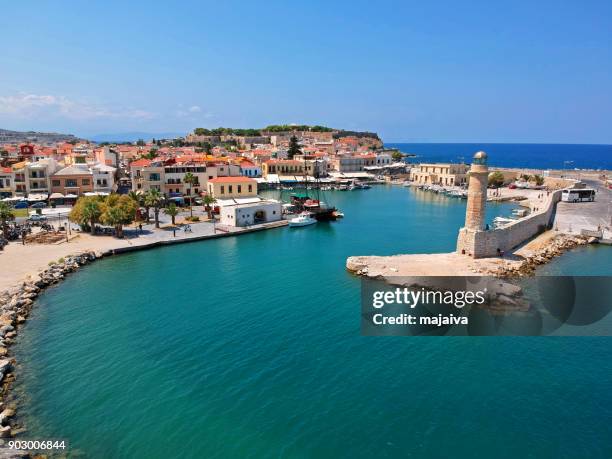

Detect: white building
[376,153,392,166]
[239,161,262,177]
[91,163,117,193]
[219,199,282,227]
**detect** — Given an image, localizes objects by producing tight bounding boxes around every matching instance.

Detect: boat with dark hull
[290,194,338,221]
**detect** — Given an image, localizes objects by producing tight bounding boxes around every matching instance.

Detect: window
[248,185,252,192]
[52,180,60,187]
[220,186,225,194]
[237,185,242,193]
[228,185,233,194]
[66,179,77,187]
[82,179,90,185]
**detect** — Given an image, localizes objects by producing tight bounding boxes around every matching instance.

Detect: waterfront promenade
[0,213,286,292]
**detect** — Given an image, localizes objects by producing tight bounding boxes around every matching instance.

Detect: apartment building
[410,163,469,186]
[0,168,11,198]
[206,176,257,199]
[331,154,377,172]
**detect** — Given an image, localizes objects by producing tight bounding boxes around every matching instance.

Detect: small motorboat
[332,211,345,218]
[288,212,317,227]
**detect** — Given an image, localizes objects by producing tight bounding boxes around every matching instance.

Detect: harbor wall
[457,188,564,258]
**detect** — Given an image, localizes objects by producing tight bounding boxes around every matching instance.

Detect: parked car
[28,214,48,222]
[31,202,48,208]
[13,201,29,209]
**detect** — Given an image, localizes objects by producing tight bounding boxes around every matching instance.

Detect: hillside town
[1,126,609,246]
[0,127,409,231]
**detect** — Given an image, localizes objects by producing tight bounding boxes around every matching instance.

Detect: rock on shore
[493,234,590,277]
[0,251,98,448]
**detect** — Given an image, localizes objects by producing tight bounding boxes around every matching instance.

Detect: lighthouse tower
[464,151,489,230]
[457,151,489,257]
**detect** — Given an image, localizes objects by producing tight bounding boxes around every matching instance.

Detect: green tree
[532,174,545,186]
[136,139,145,146]
[101,194,138,238]
[128,190,141,204]
[202,194,217,220]
[144,189,164,228]
[183,172,197,217]
[287,135,301,159]
[70,196,103,234]
[0,202,15,238]
[391,151,403,162]
[488,171,505,188]
[164,202,179,225]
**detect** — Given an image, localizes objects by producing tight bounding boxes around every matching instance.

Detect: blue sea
[386,143,612,170]
[12,186,612,458]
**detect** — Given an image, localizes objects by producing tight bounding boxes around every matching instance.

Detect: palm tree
[202,194,216,220]
[0,202,15,238]
[128,190,140,204]
[164,203,179,225]
[183,172,196,218]
[144,189,164,228]
[82,199,102,235]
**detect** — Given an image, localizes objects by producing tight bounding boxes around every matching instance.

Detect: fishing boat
[289,172,339,221]
[353,181,371,189]
[288,211,317,227]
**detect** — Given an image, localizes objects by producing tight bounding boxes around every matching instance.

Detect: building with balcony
[51,164,94,196]
[410,163,469,186]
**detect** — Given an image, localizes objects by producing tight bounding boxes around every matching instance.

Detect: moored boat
[288,211,317,227]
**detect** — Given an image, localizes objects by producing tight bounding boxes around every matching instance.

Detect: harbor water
[12,185,612,458]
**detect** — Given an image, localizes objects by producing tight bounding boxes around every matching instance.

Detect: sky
[0,0,611,143]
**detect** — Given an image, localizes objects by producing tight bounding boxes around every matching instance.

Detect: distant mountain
[0,128,80,144]
[88,132,186,143]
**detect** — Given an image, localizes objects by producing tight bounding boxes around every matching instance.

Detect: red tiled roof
[208,176,256,183]
[130,159,152,167]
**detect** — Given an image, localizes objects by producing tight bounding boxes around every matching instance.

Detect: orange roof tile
[208,176,256,183]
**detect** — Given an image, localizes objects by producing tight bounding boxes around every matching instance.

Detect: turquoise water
[13,186,612,458]
[386,143,612,170]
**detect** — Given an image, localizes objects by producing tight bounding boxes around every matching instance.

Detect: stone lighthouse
[457,151,489,257]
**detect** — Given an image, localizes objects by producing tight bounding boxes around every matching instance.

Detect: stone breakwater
[491,234,591,277]
[0,251,98,446]
[346,233,594,280]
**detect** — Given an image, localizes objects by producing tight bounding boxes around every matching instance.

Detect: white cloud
[175,104,213,119]
[0,93,156,121]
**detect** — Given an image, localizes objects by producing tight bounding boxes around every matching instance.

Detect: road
[554,179,612,237]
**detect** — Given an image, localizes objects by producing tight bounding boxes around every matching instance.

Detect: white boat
[493,216,516,228]
[288,212,317,227]
[512,208,528,217]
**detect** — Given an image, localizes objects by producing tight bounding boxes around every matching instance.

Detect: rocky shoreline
[0,251,99,455]
[490,234,592,277]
